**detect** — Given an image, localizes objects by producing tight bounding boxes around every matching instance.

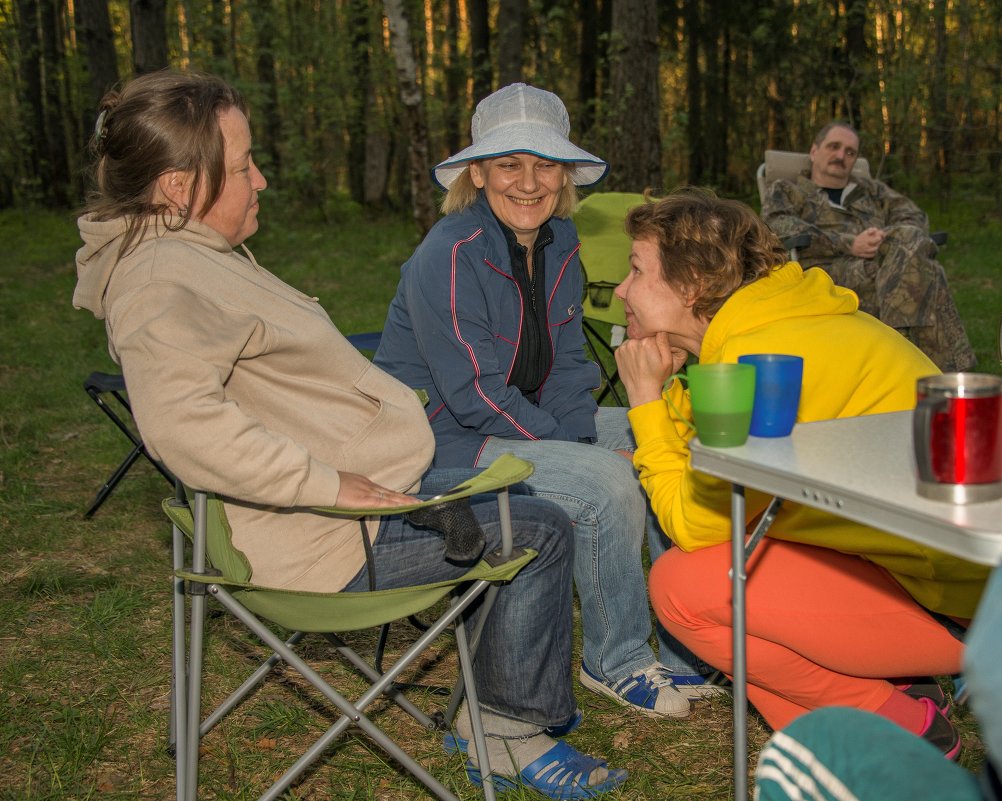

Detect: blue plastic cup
[737,354,803,437]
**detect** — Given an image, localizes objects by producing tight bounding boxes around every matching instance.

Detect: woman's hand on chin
[616,331,685,408]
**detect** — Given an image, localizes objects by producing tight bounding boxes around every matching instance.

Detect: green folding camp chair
[164,453,537,801]
[574,192,648,405]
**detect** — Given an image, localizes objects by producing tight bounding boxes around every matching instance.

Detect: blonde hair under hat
[432,83,609,191]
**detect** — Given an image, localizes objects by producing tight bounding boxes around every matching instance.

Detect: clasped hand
[850,227,885,259]
[615,331,689,408]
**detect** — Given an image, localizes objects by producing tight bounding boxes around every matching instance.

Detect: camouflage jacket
[761,173,930,264]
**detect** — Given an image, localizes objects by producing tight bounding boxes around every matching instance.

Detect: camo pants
[821,225,976,372]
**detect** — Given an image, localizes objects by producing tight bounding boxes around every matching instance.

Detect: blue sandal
[443,708,584,755]
[465,740,628,799]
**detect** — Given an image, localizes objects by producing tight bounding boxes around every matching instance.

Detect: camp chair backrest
[575,191,648,325]
[757,150,871,206]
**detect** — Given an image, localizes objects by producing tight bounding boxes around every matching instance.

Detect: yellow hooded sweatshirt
[628,262,988,618]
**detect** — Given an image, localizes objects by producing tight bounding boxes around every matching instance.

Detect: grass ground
[0,192,998,800]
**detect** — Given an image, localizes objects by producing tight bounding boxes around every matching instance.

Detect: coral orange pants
[648,538,964,730]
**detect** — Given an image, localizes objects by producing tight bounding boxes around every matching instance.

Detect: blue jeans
[477,406,709,681]
[342,470,577,728]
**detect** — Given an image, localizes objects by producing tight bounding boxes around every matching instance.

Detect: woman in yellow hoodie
[613,187,988,759]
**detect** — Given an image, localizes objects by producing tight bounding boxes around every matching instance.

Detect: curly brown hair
[624,187,787,321]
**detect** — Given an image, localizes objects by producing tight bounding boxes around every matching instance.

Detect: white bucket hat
[432,83,609,191]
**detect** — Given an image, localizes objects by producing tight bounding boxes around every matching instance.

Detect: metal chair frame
[83,371,176,517]
[166,455,537,801]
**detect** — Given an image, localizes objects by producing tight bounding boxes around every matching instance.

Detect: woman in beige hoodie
[72,71,626,798]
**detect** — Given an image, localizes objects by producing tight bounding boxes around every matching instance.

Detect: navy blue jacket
[375,194,600,467]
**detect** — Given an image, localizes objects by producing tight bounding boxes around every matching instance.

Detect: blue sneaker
[579,663,691,718]
[669,671,732,700]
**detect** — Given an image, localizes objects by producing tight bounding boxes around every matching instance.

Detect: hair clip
[94,109,109,141]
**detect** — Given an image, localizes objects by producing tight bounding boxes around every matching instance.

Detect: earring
[163,203,190,232]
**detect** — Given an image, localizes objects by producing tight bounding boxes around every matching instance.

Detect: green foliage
[5,2,1002,210]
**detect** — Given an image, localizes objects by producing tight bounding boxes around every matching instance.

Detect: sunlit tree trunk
[384,0,437,234]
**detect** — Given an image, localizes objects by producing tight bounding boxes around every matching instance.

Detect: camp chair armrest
[311,453,534,516]
[783,233,812,252]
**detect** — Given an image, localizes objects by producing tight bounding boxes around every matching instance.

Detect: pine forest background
[6,0,1002,230]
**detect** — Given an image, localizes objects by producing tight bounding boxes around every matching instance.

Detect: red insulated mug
[913,373,1002,503]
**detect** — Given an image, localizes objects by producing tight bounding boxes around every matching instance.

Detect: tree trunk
[930,0,952,199]
[685,0,703,184]
[383,0,437,235]
[208,0,226,71]
[843,0,866,127]
[606,0,660,191]
[468,0,492,102]
[497,0,525,86]
[992,0,1002,206]
[16,0,44,196]
[704,5,728,185]
[130,0,168,74]
[246,0,281,173]
[577,0,598,136]
[74,0,120,130]
[39,0,70,205]
[444,0,463,154]
[347,0,371,205]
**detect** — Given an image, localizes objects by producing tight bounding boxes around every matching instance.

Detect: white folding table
[689,410,1002,800]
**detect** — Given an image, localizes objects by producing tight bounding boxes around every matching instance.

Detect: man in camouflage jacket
[762,122,976,372]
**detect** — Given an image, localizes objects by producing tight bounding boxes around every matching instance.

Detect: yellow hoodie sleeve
[628,380,742,551]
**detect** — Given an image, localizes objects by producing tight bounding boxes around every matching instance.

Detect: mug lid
[917,372,1002,398]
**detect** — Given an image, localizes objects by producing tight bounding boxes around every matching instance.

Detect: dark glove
[405,498,486,565]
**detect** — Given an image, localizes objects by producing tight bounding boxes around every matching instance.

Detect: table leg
[731,483,747,801]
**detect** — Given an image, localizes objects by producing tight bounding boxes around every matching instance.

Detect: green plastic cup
[686,363,757,447]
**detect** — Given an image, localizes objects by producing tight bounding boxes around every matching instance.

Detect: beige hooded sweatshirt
[73,215,434,591]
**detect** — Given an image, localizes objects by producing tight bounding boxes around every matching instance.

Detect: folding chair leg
[179,493,212,801]
[321,632,436,728]
[583,319,625,406]
[202,631,307,736]
[85,445,145,517]
[443,486,515,728]
[454,602,497,801]
[211,584,472,801]
[170,520,187,801]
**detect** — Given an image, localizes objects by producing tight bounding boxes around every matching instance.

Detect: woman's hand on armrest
[336,472,415,509]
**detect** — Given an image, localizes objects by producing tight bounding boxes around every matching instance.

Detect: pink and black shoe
[916,696,961,760]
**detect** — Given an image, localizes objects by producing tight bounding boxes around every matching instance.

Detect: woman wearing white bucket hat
[377,84,709,753]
